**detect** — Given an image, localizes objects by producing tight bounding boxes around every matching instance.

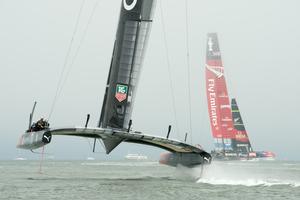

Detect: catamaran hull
[17,130,52,150]
[159,152,211,167]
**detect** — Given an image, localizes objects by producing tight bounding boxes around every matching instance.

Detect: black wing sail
[231,98,253,153]
[99,0,156,130]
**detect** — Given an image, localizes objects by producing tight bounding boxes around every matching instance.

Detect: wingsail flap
[99,0,156,130]
[231,98,253,152]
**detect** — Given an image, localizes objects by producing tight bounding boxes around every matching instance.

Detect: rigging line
[159,1,180,139]
[48,0,86,120]
[57,0,102,99]
[184,0,193,144]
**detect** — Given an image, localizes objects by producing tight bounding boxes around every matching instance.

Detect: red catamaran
[205,33,275,160]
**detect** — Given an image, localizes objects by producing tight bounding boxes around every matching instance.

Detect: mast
[99,0,156,130]
[231,98,253,153]
[205,33,235,152]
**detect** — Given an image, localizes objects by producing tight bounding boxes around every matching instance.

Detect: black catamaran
[17,0,211,167]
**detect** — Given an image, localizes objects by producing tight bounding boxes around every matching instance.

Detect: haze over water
[1,0,300,161]
[1,0,300,199]
[1,160,299,200]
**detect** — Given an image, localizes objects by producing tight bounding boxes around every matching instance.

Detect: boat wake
[192,162,300,187]
[197,178,300,187]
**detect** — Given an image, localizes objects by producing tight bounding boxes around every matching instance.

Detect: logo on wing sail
[208,37,214,52]
[115,84,128,102]
[206,64,224,78]
[123,0,138,11]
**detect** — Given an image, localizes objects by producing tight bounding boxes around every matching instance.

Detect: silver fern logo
[123,0,137,11]
[206,64,224,78]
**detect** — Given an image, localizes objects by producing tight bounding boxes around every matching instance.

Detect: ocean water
[0,160,299,200]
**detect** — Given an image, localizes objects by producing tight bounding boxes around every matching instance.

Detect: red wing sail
[205,33,274,158]
[205,33,235,152]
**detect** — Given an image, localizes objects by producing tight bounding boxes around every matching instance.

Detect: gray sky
[0,0,299,160]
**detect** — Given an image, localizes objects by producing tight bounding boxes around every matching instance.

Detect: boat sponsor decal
[43,135,51,142]
[123,0,138,11]
[208,37,214,51]
[221,117,232,122]
[115,84,128,102]
[207,37,221,56]
[220,104,230,109]
[207,79,218,127]
[234,117,240,123]
[42,132,52,143]
[235,131,249,142]
[212,51,221,56]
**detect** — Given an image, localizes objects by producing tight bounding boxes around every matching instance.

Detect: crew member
[33,117,49,131]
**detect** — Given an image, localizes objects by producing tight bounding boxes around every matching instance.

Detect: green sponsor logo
[115,84,128,102]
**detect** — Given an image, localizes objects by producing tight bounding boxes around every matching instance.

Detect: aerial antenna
[184,132,188,142]
[28,101,37,130]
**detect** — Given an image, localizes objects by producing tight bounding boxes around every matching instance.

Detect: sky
[0,0,299,160]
